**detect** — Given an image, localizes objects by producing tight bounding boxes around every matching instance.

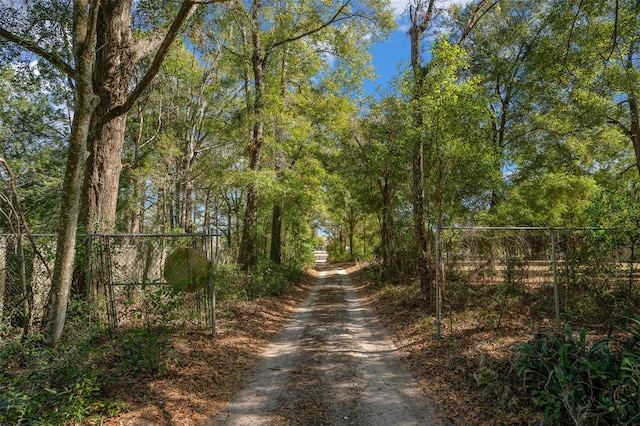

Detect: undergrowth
[0,301,117,425]
[215,260,305,300]
[517,318,640,425]
[0,297,177,424]
[0,260,307,424]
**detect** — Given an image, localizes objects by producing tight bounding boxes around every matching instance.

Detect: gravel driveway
[209,255,440,425]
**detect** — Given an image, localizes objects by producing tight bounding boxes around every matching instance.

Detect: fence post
[86,234,94,302]
[550,228,561,333]
[435,226,442,339]
[208,228,216,338]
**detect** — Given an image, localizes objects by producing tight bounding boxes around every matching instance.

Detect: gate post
[435,226,442,339]
[207,228,216,338]
[550,228,560,332]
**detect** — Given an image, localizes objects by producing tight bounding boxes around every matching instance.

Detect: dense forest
[1,0,640,424]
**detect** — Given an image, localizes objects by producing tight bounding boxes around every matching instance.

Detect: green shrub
[213,261,304,300]
[213,263,250,301]
[517,318,640,424]
[119,284,184,331]
[119,327,171,375]
[246,260,304,299]
[0,339,113,425]
[327,243,352,262]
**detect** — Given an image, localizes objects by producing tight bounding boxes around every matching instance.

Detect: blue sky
[363,0,472,96]
[363,30,411,95]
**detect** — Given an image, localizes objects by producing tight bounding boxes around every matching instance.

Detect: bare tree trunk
[239,182,260,269]
[238,0,265,271]
[347,208,356,260]
[630,94,640,176]
[182,178,195,232]
[80,0,135,235]
[45,109,96,343]
[180,96,205,232]
[409,0,436,304]
[270,203,283,263]
[77,0,203,295]
[42,0,100,345]
[380,174,392,281]
[47,0,203,342]
[128,102,156,234]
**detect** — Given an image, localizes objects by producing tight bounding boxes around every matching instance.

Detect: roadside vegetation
[0,265,310,425]
[357,264,640,425]
[3,261,637,425]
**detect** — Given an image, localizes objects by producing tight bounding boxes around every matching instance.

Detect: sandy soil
[209,261,443,425]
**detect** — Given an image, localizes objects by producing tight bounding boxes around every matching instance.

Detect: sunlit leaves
[494,172,599,227]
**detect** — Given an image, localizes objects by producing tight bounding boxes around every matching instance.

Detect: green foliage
[587,177,640,232]
[0,332,120,425]
[517,320,640,424]
[123,285,185,329]
[119,327,172,376]
[0,371,105,425]
[326,241,351,262]
[493,173,599,226]
[214,261,304,300]
[117,286,181,375]
[0,289,180,424]
[0,66,67,233]
[213,263,250,301]
[245,260,304,299]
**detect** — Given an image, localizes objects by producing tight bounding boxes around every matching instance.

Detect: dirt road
[209,255,440,425]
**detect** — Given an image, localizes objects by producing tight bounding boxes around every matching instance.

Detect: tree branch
[103,0,227,123]
[607,116,632,137]
[0,27,75,78]
[562,0,584,68]
[608,0,619,60]
[269,0,353,52]
[458,0,499,46]
[0,157,52,277]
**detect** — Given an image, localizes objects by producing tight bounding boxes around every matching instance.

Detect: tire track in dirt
[209,262,439,425]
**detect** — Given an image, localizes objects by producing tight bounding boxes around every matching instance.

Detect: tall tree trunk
[622,44,640,176]
[77,0,202,295]
[409,0,436,304]
[380,174,392,281]
[270,203,283,263]
[630,94,640,176]
[75,0,135,300]
[268,50,289,265]
[182,178,194,232]
[80,0,136,234]
[0,237,5,321]
[44,0,100,344]
[180,81,207,233]
[0,0,207,340]
[238,0,265,271]
[129,101,156,234]
[348,209,356,260]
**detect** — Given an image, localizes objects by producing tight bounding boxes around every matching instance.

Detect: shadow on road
[209,256,442,426]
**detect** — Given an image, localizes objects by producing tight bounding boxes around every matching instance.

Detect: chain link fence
[0,234,57,335]
[0,232,220,338]
[4,228,637,340]
[435,227,640,338]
